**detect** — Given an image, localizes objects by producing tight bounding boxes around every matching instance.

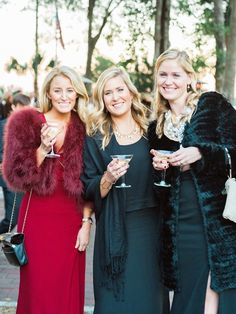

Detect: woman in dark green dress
[149,48,236,314]
[81,67,169,314]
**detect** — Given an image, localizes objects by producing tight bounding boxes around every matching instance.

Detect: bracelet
[100,178,113,190]
[82,217,93,225]
[104,171,116,184]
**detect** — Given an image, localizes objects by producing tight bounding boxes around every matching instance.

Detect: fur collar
[3,108,85,197]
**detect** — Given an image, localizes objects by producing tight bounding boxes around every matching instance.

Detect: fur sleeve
[2,108,43,191]
[183,92,236,176]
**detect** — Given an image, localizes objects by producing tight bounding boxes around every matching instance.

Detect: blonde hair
[153,48,199,138]
[39,66,89,122]
[86,66,148,149]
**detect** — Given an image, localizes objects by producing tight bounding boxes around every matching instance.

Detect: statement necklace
[113,124,139,140]
[164,107,192,142]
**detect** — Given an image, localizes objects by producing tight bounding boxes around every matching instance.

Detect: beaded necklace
[113,125,139,140]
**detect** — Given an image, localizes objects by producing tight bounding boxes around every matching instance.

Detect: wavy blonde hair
[86,66,148,149]
[153,49,200,138]
[39,66,89,122]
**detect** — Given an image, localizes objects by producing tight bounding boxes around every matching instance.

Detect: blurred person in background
[0,93,31,234]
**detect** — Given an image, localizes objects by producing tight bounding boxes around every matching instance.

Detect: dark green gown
[150,133,236,314]
[171,171,236,314]
[90,136,169,314]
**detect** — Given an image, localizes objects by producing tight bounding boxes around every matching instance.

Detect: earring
[187,84,192,92]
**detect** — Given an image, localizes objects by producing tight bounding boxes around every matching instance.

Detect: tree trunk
[85,0,122,80]
[161,0,170,52]
[153,0,170,65]
[153,0,163,62]
[85,38,96,80]
[85,0,95,80]
[223,0,236,104]
[213,0,225,92]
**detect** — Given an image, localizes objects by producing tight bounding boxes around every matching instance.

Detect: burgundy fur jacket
[2,108,85,198]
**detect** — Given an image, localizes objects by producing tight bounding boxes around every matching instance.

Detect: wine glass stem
[121,175,126,185]
[162,169,167,182]
[51,145,55,154]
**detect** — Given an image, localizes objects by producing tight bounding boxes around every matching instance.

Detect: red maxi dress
[16,156,85,314]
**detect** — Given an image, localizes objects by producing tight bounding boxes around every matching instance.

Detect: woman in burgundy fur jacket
[2,66,93,314]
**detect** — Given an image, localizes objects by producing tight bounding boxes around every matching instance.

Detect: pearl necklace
[113,125,139,140]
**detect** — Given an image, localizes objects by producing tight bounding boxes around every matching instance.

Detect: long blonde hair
[86,66,148,149]
[39,66,89,122]
[153,49,199,138]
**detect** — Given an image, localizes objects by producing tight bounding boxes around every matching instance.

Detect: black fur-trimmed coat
[148,92,236,292]
[2,108,85,199]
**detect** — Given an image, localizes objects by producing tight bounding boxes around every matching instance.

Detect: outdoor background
[0,1,236,313]
[0,0,236,105]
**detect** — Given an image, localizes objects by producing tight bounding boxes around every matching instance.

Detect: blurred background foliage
[1,0,236,104]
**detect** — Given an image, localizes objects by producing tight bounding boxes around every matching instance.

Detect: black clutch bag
[0,190,32,267]
[2,233,28,266]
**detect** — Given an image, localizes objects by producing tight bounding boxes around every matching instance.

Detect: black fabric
[81,133,160,299]
[170,171,209,314]
[81,134,127,299]
[93,208,169,314]
[171,172,236,314]
[112,136,158,212]
[0,191,23,233]
[0,117,23,232]
[148,92,236,292]
[147,132,180,187]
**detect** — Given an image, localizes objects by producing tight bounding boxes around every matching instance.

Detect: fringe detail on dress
[101,255,127,301]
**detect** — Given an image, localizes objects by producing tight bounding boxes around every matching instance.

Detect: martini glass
[45,122,62,158]
[153,150,173,187]
[110,154,133,188]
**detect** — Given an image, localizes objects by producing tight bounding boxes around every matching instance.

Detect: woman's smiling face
[103,75,133,118]
[47,75,77,114]
[156,59,191,105]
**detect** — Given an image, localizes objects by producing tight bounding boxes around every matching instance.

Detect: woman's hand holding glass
[106,158,130,183]
[40,122,63,158]
[40,123,56,154]
[100,158,130,197]
[151,149,173,187]
[150,149,170,171]
[167,146,202,170]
